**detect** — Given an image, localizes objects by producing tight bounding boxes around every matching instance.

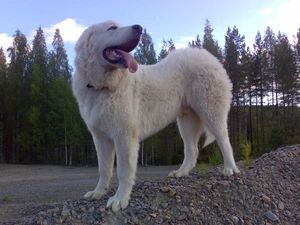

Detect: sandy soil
[0,163,178,222]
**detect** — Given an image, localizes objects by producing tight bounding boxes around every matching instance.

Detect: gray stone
[265,211,279,222]
[230,215,239,224]
[180,206,189,213]
[278,201,284,210]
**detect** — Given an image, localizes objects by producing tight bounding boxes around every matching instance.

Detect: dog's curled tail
[203,127,215,148]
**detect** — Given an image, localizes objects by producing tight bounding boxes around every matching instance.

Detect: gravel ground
[1,145,300,225]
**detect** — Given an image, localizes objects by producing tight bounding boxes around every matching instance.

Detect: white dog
[72,20,240,212]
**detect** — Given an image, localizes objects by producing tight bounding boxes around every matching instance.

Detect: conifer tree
[202,19,222,60]
[188,35,202,48]
[27,27,49,162]
[158,38,175,61]
[51,29,73,82]
[134,28,157,65]
[0,48,6,162]
[224,26,246,152]
[6,30,30,163]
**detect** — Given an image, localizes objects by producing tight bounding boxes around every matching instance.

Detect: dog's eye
[108,26,118,31]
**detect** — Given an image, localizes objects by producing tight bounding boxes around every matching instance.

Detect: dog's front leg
[107,135,139,212]
[84,135,115,200]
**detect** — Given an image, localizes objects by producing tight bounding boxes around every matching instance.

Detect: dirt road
[0,163,178,222]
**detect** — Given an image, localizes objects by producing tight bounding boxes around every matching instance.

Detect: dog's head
[75,21,142,74]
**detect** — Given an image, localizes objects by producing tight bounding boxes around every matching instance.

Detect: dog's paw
[223,166,240,176]
[84,189,107,201]
[106,194,129,212]
[168,170,189,178]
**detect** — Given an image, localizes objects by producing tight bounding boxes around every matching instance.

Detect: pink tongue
[115,49,138,73]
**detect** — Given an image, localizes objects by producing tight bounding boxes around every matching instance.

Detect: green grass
[198,163,210,172]
[209,149,223,166]
[241,141,253,166]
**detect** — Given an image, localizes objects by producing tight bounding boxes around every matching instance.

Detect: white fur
[72,20,240,212]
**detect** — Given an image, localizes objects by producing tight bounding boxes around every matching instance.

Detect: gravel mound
[2,145,300,225]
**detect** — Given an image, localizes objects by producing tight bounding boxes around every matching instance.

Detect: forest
[0,19,299,166]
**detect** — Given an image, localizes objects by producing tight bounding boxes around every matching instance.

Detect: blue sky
[0,0,299,66]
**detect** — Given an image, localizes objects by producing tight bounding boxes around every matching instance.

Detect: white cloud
[0,33,14,61]
[258,8,274,17]
[174,36,195,49]
[43,18,87,45]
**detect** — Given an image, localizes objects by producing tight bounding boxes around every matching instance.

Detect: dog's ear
[75,25,94,61]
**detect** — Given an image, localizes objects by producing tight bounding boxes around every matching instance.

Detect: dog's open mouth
[103,37,140,73]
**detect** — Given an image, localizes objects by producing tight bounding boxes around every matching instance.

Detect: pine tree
[158,38,175,61]
[51,29,73,82]
[202,19,222,60]
[134,28,157,65]
[6,30,30,163]
[274,32,297,142]
[188,35,202,48]
[224,26,246,152]
[263,27,277,106]
[27,27,49,163]
[0,48,7,162]
[251,31,269,152]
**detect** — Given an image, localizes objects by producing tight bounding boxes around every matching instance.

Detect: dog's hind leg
[84,134,115,201]
[199,110,240,175]
[168,110,202,178]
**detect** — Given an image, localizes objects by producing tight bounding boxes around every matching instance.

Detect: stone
[160,186,170,193]
[180,206,189,213]
[278,201,284,210]
[88,206,95,213]
[230,215,239,224]
[262,194,271,203]
[265,211,279,222]
[149,213,157,218]
[161,202,168,209]
[177,214,187,221]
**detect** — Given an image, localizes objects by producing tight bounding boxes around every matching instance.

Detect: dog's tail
[203,127,215,148]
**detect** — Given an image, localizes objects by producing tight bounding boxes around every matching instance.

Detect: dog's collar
[86,84,94,88]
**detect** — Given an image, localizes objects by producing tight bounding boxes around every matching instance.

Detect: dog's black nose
[132,24,142,33]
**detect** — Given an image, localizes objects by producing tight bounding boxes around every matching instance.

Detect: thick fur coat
[72,20,240,212]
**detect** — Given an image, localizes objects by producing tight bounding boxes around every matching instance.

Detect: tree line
[0,19,299,165]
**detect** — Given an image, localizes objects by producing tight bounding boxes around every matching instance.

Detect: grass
[198,163,210,172]
[209,149,223,166]
[241,141,253,166]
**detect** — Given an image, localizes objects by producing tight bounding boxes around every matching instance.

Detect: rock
[265,211,279,222]
[278,201,284,210]
[164,215,171,220]
[161,202,168,209]
[99,207,106,213]
[230,215,239,224]
[279,151,287,158]
[149,213,157,218]
[262,194,271,203]
[88,206,95,213]
[180,206,189,213]
[205,184,212,190]
[177,214,187,221]
[285,210,292,218]
[169,189,176,196]
[160,186,170,193]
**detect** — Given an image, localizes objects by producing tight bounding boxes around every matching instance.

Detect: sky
[0,0,299,67]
